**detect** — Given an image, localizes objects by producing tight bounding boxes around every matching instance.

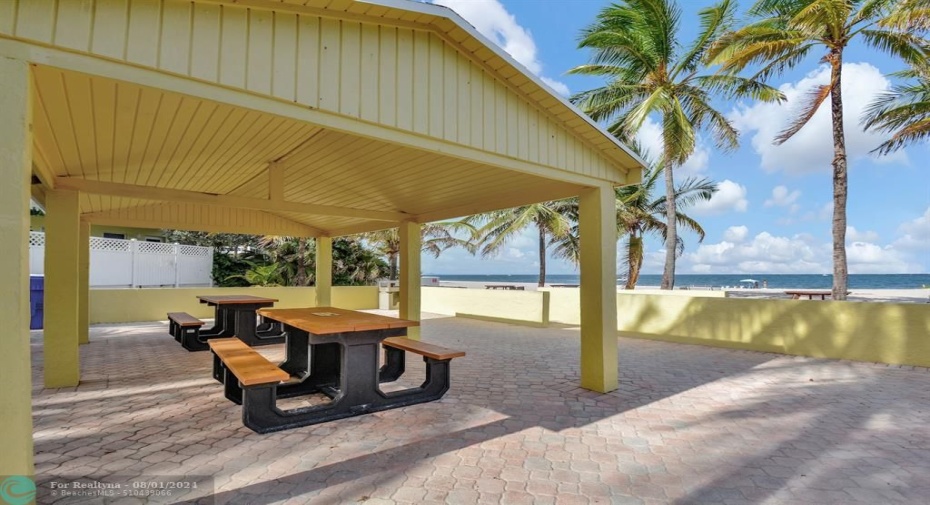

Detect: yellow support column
[44,190,81,388]
[398,222,421,339]
[0,56,35,476]
[315,236,332,307]
[579,185,618,393]
[78,220,90,344]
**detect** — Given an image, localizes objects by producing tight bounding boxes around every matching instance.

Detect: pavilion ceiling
[32,66,588,236]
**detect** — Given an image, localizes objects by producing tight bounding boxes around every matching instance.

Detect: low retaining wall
[422,286,549,326]
[611,295,930,367]
[430,286,930,368]
[89,286,379,323]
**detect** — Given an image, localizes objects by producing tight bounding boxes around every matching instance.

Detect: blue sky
[422,0,930,276]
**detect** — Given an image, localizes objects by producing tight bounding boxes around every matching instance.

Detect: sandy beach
[437,280,930,304]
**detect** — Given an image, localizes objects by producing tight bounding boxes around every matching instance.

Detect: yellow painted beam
[328,221,402,238]
[268,163,285,202]
[414,184,585,223]
[315,237,333,307]
[82,204,323,237]
[78,220,90,345]
[56,177,409,222]
[31,144,57,190]
[44,189,81,388]
[578,185,618,393]
[399,222,421,340]
[0,56,35,477]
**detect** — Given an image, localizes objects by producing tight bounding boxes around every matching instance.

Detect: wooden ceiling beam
[55,177,409,222]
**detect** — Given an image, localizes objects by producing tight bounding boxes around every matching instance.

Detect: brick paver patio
[30,314,930,504]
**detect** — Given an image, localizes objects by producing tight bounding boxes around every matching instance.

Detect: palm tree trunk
[661,156,677,290]
[296,238,307,286]
[829,51,849,301]
[538,222,547,287]
[626,235,643,290]
[389,253,398,281]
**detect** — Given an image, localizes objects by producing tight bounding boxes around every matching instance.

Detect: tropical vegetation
[708,0,930,300]
[462,201,575,287]
[163,231,389,287]
[361,223,478,281]
[569,0,784,289]
[864,67,930,155]
[615,166,716,289]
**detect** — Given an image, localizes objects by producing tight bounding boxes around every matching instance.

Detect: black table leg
[200,306,236,338]
[276,329,340,398]
[239,328,455,433]
[234,307,285,346]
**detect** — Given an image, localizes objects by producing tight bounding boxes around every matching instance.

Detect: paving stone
[27,315,930,504]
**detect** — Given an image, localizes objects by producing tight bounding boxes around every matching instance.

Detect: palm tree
[331,238,390,285]
[551,146,717,289]
[569,0,783,290]
[863,67,930,154]
[259,236,314,286]
[225,262,285,287]
[466,200,574,287]
[708,0,930,300]
[615,166,716,289]
[361,222,477,280]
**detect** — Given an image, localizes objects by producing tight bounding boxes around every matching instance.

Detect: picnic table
[784,290,848,300]
[208,307,464,433]
[485,284,525,290]
[197,295,284,346]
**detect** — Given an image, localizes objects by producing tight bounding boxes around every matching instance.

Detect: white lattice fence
[30,232,213,287]
[89,236,133,287]
[29,232,44,275]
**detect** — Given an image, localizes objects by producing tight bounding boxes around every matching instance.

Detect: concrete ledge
[89,286,379,323]
[456,312,548,328]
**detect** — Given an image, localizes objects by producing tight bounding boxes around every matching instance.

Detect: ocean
[428,273,930,289]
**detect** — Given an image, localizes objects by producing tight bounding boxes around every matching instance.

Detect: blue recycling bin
[30,274,44,330]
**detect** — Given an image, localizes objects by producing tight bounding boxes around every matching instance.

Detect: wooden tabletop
[197,294,279,305]
[257,307,418,335]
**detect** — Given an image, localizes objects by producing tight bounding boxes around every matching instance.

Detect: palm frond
[860,29,930,68]
[775,83,832,144]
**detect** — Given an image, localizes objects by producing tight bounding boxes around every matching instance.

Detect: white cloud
[764,185,801,208]
[636,117,710,177]
[723,225,749,243]
[691,180,748,215]
[846,226,879,243]
[506,247,526,259]
[846,242,917,273]
[432,0,569,95]
[893,207,930,252]
[681,230,923,274]
[540,76,570,97]
[730,62,908,174]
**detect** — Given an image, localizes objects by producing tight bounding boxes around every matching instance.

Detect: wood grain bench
[167,312,206,352]
[208,338,289,405]
[379,336,465,389]
[209,335,465,434]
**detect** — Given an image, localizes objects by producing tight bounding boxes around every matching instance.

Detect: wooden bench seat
[383,337,465,361]
[379,337,465,383]
[167,312,206,351]
[209,338,289,404]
